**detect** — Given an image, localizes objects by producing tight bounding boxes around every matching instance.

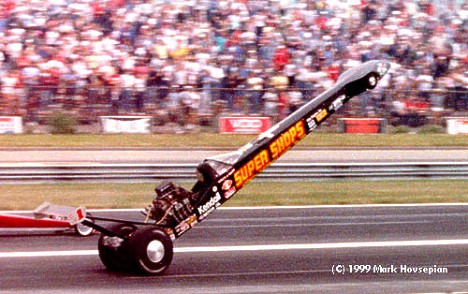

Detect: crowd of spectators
[0,0,466,129]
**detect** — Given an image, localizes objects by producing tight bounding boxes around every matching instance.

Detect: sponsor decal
[163,228,175,240]
[230,119,263,129]
[329,96,345,112]
[198,206,215,221]
[306,108,329,130]
[306,117,317,131]
[312,109,328,123]
[175,222,190,235]
[341,118,383,133]
[219,117,271,134]
[269,121,306,160]
[447,118,468,135]
[186,215,197,225]
[68,207,86,225]
[234,149,270,188]
[197,193,222,215]
[223,186,236,199]
[233,121,306,189]
[217,169,235,184]
[100,116,151,133]
[221,179,233,191]
[0,116,23,134]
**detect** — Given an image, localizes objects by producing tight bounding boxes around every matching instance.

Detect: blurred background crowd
[0,0,466,130]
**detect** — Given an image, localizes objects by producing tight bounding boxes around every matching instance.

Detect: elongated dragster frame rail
[40,60,391,276]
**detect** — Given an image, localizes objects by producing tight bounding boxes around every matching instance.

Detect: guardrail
[1,162,467,184]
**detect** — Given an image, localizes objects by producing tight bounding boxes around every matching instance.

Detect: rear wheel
[129,227,173,275]
[98,223,136,272]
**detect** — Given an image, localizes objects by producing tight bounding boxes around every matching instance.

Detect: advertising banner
[100,116,151,133]
[338,118,385,134]
[219,116,271,134]
[446,117,468,135]
[0,117,23,134]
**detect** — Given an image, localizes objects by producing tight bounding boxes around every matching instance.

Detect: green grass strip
[1,180,466,211]
[0,134,467,147]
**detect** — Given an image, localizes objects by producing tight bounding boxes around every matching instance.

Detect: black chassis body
[155,60,391,240]
[84,61,390,239]
[77,60,390,275]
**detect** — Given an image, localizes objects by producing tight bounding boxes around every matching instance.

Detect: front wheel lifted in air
[48,60,390,276]
[366,73,380,89]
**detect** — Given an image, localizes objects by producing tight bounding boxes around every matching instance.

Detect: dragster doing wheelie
[42,60,390,275]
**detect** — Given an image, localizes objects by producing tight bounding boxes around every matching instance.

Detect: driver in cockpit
[145,162,213,225]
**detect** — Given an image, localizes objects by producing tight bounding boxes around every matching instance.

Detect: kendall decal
[197,193,221,215]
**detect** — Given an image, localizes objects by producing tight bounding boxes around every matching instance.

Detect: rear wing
[33,202,87,226]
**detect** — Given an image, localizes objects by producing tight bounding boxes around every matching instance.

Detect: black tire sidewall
[129,227,173,275]
[98,224,136,272]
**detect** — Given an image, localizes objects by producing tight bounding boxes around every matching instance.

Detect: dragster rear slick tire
[128,227,173,276]
[98,223,137,272]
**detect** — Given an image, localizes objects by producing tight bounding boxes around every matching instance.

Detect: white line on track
[2,239,468,258]
[218,203,468,210]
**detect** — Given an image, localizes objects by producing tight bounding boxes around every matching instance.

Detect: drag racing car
[0,202,94,236]
[40,60,390,275]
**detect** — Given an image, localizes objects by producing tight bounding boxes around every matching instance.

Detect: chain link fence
[1,85,467,132]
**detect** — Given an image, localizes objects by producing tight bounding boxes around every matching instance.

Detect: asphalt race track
[1,147,467,293]
[0,147,467,164]
[1,205,468,293]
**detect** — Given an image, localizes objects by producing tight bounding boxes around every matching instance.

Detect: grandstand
[0,0,466,133]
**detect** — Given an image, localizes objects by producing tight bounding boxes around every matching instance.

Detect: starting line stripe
[2,239,468,258]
